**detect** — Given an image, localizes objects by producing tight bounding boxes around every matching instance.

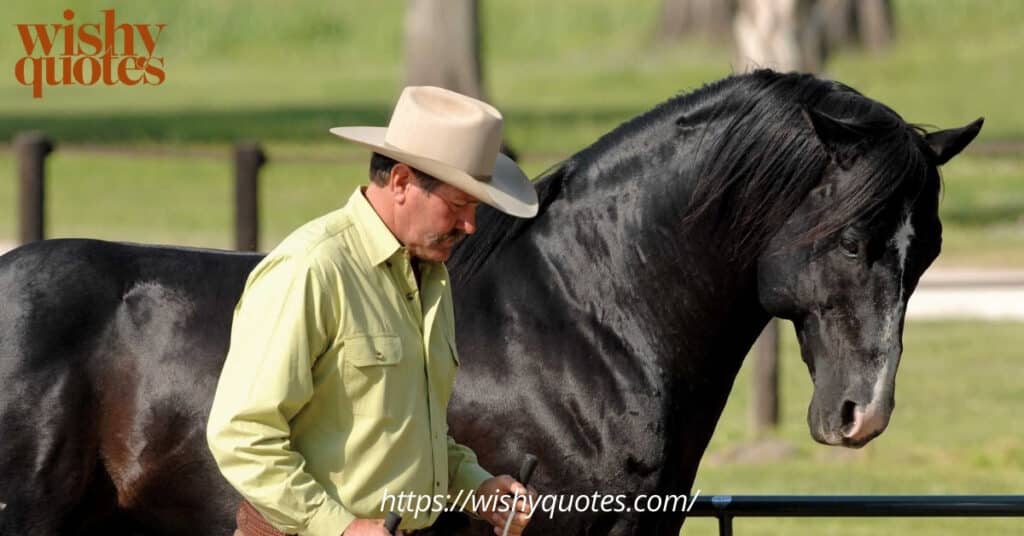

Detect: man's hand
[474,475,537,536]
[342,518,403,536]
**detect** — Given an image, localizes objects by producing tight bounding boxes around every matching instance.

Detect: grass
[0,0,1020,151]
[0,0,1019,261]
[0,146,562,250]
[824,0,1024,143]
[0,149,1019,267]
[936,154,1024,266]
[685,319,1024,535]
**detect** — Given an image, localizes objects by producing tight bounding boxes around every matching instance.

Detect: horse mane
[450,70,934,282]
[685,70,933,260]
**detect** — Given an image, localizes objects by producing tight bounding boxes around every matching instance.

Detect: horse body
[0,71,980,535]
[0,242,257,534]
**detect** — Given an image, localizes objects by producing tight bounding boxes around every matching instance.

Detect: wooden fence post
[234,142,267,251]
[15,132,55,245]
[749,318,780,437]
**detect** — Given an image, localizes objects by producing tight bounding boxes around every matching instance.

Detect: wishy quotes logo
[14,9,166,98]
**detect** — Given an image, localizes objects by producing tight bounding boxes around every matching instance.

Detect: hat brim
[329,126,538,218]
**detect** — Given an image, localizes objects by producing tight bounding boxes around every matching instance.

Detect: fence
[12,132,268,252]
[687,495,1024,535]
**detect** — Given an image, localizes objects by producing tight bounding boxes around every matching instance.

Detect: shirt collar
[346,187,403,268]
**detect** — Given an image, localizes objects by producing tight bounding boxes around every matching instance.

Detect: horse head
[757,98,983,447]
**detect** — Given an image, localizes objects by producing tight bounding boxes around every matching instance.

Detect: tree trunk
[750,320,781,437]
[657,0,736,44]
[812,0,893,54]
[404,0,485,100]
[734,0,819,72]
[815,0,856,49]
[403,0,521,160]
[857,0,893,53]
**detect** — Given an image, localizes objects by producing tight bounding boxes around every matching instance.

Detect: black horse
[0,71,981,535]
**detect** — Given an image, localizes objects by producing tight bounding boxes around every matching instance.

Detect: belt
[235,500,294,536]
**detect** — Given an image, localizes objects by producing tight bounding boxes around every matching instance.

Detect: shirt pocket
[343,334,405,417]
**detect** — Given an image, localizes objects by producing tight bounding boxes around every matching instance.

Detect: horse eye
[839,236,861,258]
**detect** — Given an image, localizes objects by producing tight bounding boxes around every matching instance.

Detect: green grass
[685,320,1024,535]
[0,146,563,250]
[935,154,1024,266]
[3,0,1023,255]
[825,0,1024,143]
[0,149,1018,267]
[0,0,1019,262]
[1,0,1020,152]
[0,147,358,250]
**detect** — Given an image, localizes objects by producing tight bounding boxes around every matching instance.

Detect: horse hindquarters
[0,263,111,533]
[1,240,252,535]
[0,401,146,536]
[0,360,111,535]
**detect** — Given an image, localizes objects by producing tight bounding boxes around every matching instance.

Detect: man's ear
[390,163,415,203]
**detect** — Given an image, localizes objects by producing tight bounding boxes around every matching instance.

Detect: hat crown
[385,86,503,177]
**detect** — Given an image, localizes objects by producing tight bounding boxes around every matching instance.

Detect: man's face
[395,168,479,262]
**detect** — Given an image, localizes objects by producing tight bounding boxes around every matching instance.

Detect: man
[207,86,539,536]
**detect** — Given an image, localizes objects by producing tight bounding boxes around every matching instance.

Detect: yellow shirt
[207,188,492,535]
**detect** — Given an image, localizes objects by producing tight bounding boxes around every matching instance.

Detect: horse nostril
[840,400,857,436]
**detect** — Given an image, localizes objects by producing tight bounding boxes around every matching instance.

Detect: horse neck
[514,128,774,375]
[514,156,773,497]
[450,111,783,499]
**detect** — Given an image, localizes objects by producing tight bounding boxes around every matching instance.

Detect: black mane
[450,70,934,281]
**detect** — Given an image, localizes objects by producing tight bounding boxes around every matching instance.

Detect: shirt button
[406,292,415,300]
[375,351,384,360]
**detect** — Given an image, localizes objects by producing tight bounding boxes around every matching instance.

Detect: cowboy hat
[330,86,538,218]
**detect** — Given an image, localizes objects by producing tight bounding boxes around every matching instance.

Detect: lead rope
[501,454,538,536]
[384,512,401,535]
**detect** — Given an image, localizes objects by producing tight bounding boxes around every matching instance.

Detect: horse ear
[924,117,984,166]
[801,107,863,169]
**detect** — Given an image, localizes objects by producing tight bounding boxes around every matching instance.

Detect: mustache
[427,230,466,247]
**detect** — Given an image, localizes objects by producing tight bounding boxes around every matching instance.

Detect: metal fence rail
[687,495,1024,535]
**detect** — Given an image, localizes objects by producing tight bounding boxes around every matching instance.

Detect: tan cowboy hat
[330,86,538,218]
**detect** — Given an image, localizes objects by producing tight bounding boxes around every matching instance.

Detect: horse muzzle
[809,388,895,448]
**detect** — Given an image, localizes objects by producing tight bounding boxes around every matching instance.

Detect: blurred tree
[663,0,893,73]
[855,0,894,52]
[816,0,893,54]
[734,0,819,72]
[404,0,485,100]
[657,0,736,44]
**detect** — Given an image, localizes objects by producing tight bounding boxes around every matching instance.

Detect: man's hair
[369,152,443,193]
